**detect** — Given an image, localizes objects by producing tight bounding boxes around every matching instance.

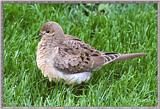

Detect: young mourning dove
[36,21,145,84]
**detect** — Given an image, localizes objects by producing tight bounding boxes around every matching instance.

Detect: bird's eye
[46,30,50,33]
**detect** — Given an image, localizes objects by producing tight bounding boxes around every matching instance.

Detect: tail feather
[103,53,146,64]
[115,53,146,61]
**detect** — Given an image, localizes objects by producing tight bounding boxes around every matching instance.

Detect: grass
[3,3,157,106]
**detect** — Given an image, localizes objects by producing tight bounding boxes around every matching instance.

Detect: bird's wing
[53,35,120,74]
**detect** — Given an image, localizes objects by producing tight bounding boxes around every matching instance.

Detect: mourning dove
[36,21,145,84]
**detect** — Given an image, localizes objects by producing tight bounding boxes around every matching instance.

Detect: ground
[3,3,157,106]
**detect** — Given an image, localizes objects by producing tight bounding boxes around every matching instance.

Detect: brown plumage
[36,21,146,84]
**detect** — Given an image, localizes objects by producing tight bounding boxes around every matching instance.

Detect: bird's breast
[36,40,58,69]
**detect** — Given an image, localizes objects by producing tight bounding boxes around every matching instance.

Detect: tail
[114,53,146,61]
[91,52,146,70]
[102,52,146,65]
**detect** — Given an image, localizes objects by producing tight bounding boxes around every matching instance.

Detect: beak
[39,31,45,36]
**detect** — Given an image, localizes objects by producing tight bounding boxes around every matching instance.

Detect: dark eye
[46,30,50,33]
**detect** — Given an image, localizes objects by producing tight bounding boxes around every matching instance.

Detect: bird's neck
[40,31,65,46]
[41,36,54,44]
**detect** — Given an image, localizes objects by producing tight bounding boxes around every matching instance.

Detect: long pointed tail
[115,53,146,61]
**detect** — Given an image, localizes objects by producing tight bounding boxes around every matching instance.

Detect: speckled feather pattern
[36,21,145,84]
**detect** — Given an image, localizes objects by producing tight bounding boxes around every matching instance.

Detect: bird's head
[39,21,64,38]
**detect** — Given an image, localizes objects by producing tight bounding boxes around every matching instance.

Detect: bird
[36,21,145,84]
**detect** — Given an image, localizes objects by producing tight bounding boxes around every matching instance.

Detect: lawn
[3,3,157,106]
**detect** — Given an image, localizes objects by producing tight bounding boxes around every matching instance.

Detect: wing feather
[53,35,119,74]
